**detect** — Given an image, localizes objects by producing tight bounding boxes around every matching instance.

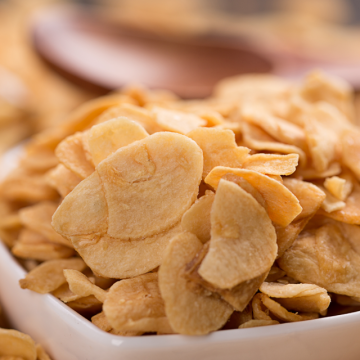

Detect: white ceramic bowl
[1,146,360,360]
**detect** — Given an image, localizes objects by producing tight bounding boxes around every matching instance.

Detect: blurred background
[1,0,360,154]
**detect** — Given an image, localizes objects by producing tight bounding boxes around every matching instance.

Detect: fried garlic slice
[318,183,360,224]
[242,106,306,149]
[260,294,319,322]
[0,329,36,360]
[242,123,307,166]
[64,269,107,303]
[185,242,268,311]
[19,258,86,294]
[19,202,71,248]
[324,175,353,201]
[205,167,302,227]
[152,107,206,134]
[53,132,202,243]
[242,153,299,176]
[55,133,95,179]
[103,273,172,334]
[159,232,233,335]
[320,186,346,213]
[187,128,249,179]
[46,164,82,198]
[278,224,360,298]
[181,191,214,243]
[69,223,183,279]
[85,117,149,166]
[12,229,74,261]
[198,179,277,289]
[283,179,326,221]
[259,282,330,314]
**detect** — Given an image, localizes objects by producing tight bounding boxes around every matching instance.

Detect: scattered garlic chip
[46,164,82,198]
[0,329,36,360]
[341,129,360,181]
[52,172,108,238]
[260,294,319,322]
[85,117,149,166]
[283,179,326,221]
[318,183,360,224]
[320,186,346,213]
[242,107,306,149]
[242,153,299,176]
[19,202,71,247]
[64,269,107,303]
[96,132,200,239]
[152,107,206,134]
[185,242,268,311]
[159,232,233,335]
[19,258,86,294]
[239,320,279,329]
[259,282,330,314]
[55,133,95,179]
[95,103,160,134]
[69,223,183,279]
[181,192,214,243]
[242,123,307,166]
[198,179,277,289]
[91,312,143,336]
[205,167,302,227]
[12,229,75,261]
[103,273,173,333]
[278,224,360,298]
[324,176,353,201]
[187,128,250,178]
[275,179,326,257]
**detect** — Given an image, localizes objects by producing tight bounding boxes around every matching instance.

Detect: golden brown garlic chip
[241,123,307,166]
[91,312,143,336]
[320,186,346,213]
[318,183,360,224]
[85,117,149,166]
[159,232,233,335]
[185,242,268,311]
[152,107,206,134]
[181,191,214,243]
[341,129,360,181]
[198,180,277,289]
[278,224,360,298]
[53,132,202,244]
[260,294,319,322]
[19,258,86,294]
[283,179,326,221]
[275,179,326,257]
[12,229,74,261]
[46,164,82,198]
[55,133,95,179]
[324,176,353,201]
[205,167,302,227]
[187,128,249,178]
[19,202,71,248]
[242,153,299,176]
[103,273,173,334]
[70,223,183,279]
[259,282,330,314]
[64,269,107,303]
[242,106,306,149]
[0,329,36,360]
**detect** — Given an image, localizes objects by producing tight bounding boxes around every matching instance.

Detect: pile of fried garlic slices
[1,70,360,336]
